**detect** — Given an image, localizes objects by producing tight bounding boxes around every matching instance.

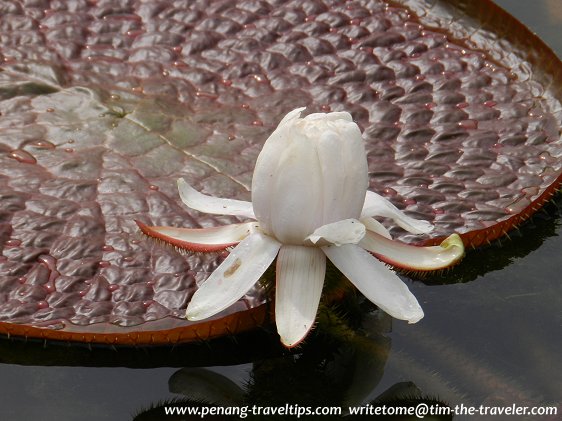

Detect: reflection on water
[1,1,562,420]
[132,308,452,420]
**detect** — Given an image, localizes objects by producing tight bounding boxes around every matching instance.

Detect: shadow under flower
[133,303,452,420]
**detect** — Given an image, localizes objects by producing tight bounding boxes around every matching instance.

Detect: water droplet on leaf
[9,149,36,164]
[37,301,49,309]
[30,140,55,149]
[5,239,22,247]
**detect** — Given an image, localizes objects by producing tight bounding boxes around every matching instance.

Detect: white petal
[304,111,353,122]
[178,178,255,219]
[251,108,323,240]
[305,219,366,246]
[275,245,326,347]
[360,232,464,271]
[186,232,281,320]
[322,244,424,323]
[316,122,368,223]
[254,125,325,243]
[136,220,258,252]
[360,217,392,239]
[278,107,306,125]
[360,191,433,234]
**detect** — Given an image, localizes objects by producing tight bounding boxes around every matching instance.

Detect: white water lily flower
[137,107,464,347]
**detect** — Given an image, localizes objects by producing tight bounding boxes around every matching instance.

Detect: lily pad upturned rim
[395,0,562,248]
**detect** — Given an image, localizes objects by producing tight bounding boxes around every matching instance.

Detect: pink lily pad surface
[0,0,561,344]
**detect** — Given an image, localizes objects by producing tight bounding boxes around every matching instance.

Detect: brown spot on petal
[224,258,242,278]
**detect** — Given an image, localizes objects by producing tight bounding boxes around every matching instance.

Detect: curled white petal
[360,217,392,239]
[322,244,424,323]
[178,178,255,219]
[305,219,366,246]
[315,120,368,225]
[360,191,433,234]
[275,245,326,347]
[136,220,259,252]
[360,232,464,271]
[186,232,281,321]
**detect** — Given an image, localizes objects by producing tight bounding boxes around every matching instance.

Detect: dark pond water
[1,1,561,420]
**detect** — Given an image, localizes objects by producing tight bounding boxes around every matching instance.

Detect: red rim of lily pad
[0,0,561,345]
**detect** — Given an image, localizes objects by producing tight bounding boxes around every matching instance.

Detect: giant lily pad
[0,0,561,345]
